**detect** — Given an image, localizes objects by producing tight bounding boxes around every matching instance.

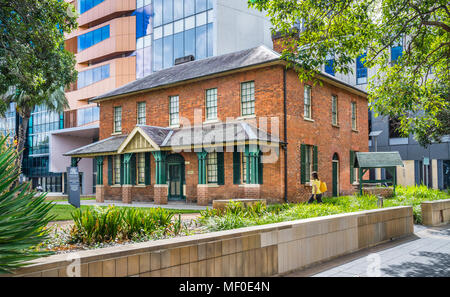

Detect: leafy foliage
[197,185,450,231]
[0,136,54,274]
[249,0,449,146]
[69,206,181,245]
[0,0,78,170]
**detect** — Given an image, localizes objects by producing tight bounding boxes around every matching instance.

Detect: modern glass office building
[22,106,64,192]
[135,0,215,78]
[0,103,18,143]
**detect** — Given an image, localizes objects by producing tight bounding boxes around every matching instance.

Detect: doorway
[332,153,340,197]
[167,154,185,201]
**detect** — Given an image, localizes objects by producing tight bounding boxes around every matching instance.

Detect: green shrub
[69,206,180,245]
[0,136,55,273]
[196,186,450,232]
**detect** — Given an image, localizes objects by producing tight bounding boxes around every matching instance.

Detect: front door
[168,163,183,200]
[332,160,339,197]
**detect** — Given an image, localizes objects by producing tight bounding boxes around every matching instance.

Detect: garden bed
[40,185,450,254]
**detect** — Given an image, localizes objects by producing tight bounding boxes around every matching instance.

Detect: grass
[197,185,450,231]
[48,204,200,221]
[47,197,96,202]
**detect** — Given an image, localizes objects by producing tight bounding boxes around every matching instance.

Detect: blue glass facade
[78,64,110,89]
[77,106,100,126]
[135,0,214,79]
[325,59,335,76]
[356,53,367,85]
[0,103,17,143]
[77,25,110,52]
[78,0,105,14]
[22,105,64,192]
[391,40,403,63]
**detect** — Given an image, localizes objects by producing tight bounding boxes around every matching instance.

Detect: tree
[0,0,78,169]
[0,136,54,274]
[249,0,450,146]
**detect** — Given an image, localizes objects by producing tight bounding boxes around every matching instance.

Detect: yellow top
[311,179,322,194]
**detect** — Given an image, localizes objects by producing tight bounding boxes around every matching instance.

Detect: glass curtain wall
[135,0,214,79]
[22,105,64,192]
[0,102,17,143]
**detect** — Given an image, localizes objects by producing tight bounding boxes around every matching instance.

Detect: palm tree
[0,86,69,172]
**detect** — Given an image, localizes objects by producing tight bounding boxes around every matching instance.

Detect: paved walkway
[52,199,208,211]
[287,224,450,277]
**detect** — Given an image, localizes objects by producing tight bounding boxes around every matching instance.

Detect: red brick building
[66,45,368,205]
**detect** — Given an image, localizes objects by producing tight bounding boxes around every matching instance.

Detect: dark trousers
[308,194,323,204]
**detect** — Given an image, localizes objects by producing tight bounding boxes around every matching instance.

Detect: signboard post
[67,166,81,208]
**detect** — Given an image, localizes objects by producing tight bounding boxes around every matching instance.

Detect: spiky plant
[0,136,55,274]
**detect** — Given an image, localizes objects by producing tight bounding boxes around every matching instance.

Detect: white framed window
[331,95,338,125]
[137,153,145,185]
[169,95,179,126]
[114,155,121,185]
[304,145,312,182]
[304,85,312,119]
[241,81,255,116]
[207,152,218,183]
[137,102,146,125]
[114,106,122,133]
[351,102,357,130]
[205,88,217,120]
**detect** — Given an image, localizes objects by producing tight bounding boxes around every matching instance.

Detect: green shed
[354,152,404,195]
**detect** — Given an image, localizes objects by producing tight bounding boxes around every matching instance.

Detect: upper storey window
[356,53,367,85]
[79,0,105,14]
[241,81,255,117]
[391,39,403,64]
[78,25,110,52]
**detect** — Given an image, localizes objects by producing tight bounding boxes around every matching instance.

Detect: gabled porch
[64,121,283,205]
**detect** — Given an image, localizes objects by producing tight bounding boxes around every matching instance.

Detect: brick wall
[98,62,368,203]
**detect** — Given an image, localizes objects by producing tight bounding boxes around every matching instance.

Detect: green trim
[144,152,151,185]
[130,153,136,185]
[217,152,225,185]
[350,150,355,184]
[95,156,103,185]
[152,151,168,184]
[300,144,306,184]
[313,145,318,172]
[233,148,241,185]
[107,156,113,185]
[196,150,208,185]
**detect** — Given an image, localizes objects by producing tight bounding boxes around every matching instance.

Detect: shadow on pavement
[381,251,450,277]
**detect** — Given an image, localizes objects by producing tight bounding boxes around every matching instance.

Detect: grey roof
[355,152,404,168]
[137,125,172,146]
[165,121,283,148]
[64,135,127,156]
[91,45,281,102]
[65,121,282,156]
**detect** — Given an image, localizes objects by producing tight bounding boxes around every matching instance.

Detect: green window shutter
[258,153,263,184]
[120,154,124,185]
[145,152,151,185]
[233,149,241,184]
[108,156,113,185]
[350,150,355,183]
[300,144,306,184]
[313,145,318,172]
[130,154,136,185]
[217,152,225,185]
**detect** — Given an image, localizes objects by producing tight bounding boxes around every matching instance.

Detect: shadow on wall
[381,251,450,277]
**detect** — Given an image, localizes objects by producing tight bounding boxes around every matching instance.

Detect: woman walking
[308,172,323,204]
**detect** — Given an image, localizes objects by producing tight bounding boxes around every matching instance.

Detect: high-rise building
[40,0,273,195]
[318,39,450,190]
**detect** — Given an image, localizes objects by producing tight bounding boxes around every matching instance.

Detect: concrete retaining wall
[9,206,413,277]
[421,199,450,226]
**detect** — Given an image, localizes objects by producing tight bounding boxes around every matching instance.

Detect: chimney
[271,29,299,54]
[175,55,195,66]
